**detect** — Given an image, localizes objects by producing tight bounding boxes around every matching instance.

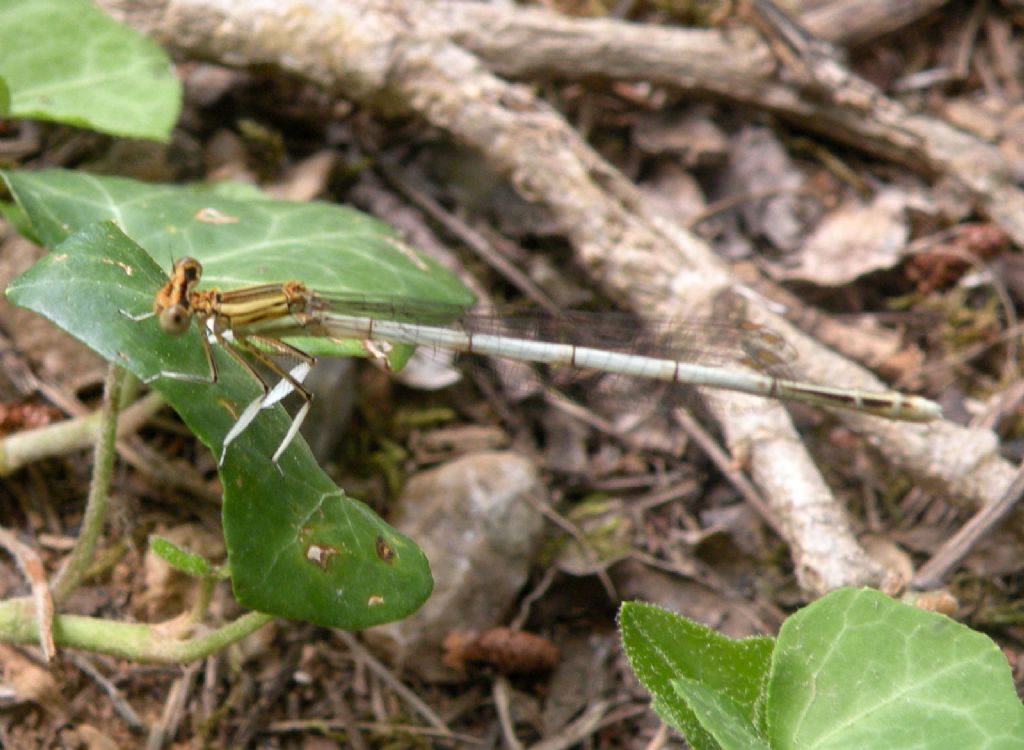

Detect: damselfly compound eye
[177,258,202,284]
[159,304,192,335]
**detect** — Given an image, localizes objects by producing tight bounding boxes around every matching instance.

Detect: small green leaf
[150,535,217,579]
[7,224,433,629]
[768,588,1024,750]
[671,678,771,750]
[619,602,774,750]
[0,0,180,139]
[0,75,9,115]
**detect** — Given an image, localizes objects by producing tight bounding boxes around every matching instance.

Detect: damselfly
[140,257,943,465]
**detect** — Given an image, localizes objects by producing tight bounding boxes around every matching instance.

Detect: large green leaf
[0,0,180,140]
[2,169,474,360]
[7,223,433,629]
[768,588,1024,750]
[3,169,472,304]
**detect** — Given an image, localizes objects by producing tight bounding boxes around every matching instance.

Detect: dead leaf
[775,189,911,285]
[443,627,559,674]
[0,645,61,713]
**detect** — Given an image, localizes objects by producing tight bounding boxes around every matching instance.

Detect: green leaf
[2,169,474,362]
[0,0,180,139]
[6,223,433,629]
[671,678,771,750]
[619,602,774,750]
[624,590,1024,749]
[768,588,1024,750]
[0,75,9,115]
[150,535,217,579]
[2,169,473,303]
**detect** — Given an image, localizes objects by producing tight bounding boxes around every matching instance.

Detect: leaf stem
[51,363,127,604]
[0,597,273,663]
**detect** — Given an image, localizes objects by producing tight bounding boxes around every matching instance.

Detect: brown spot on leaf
[375,536,395,564]
[305,543,338,570]
[194,207,239,224]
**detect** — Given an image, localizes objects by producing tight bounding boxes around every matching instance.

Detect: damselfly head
[152,257,204,334]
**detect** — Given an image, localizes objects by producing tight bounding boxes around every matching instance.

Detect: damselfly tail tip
[866,393,943,423]
[903,396,943,423]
